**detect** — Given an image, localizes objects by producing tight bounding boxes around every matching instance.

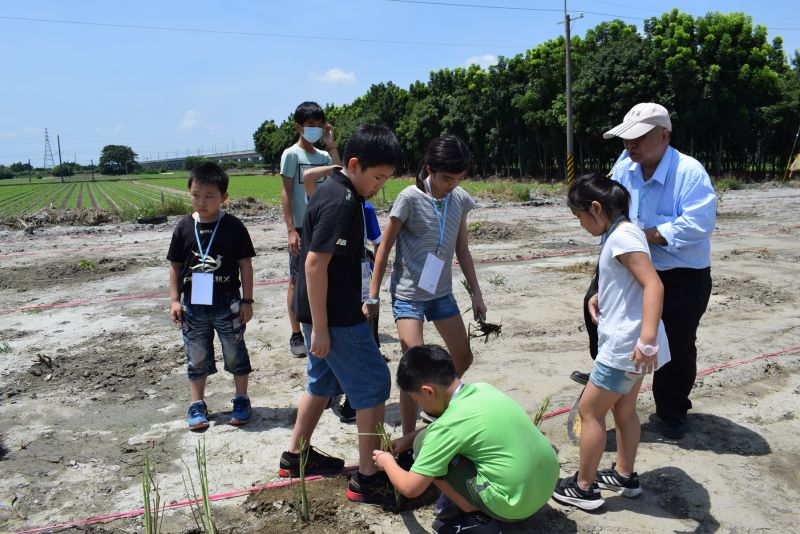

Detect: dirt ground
[1,185,799,533]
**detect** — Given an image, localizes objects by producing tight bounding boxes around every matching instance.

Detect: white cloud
[180,110,205,130]
[465,54,498,69]
[311,68,356,84]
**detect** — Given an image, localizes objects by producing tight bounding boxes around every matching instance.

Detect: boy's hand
[391,433,415,454]
[310,327,330,357]
[630,347,657,374]
[323,123,335,149]
[170,301,184,324]
[239,302,253,324]
[372,450,396,471]
[587,293,599,324]
[288,229,301,256]
[362,302,379,321]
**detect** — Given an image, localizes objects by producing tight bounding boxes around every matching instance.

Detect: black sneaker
[660,418,686,440]
[597,463,642,497]
[551,473,605,511]
[346,471,398,506]
[570,370,590,385]
[290,332,307,358]
[277,446,344,477]
[330,396,357,423]
[432,511,501,534]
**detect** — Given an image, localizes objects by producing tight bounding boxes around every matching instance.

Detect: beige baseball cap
[603,103,672,140]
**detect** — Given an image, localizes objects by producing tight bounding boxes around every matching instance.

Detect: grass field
[0,174,561,219]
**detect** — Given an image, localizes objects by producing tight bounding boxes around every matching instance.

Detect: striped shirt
[389,184,475,301]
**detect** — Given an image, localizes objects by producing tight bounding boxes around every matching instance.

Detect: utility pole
[91,159,95,182]
[57,134,64,183]
[28,158,32,184]
[562,1,582,184]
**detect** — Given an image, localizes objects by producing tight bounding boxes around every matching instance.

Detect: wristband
[364,297,380,305]
[636,340,658,357]
[240,298,254,304]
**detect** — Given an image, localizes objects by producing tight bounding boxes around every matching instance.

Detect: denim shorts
[589,360,643,395]
[301,322,390,410]
[181,292,252,380]
[392,293,460,322]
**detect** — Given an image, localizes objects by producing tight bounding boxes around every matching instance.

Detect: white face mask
[302,127,324,144]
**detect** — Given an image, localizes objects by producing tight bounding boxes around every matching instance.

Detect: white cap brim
[603,121,656,140]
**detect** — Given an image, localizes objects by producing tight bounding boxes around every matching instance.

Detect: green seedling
[77,259,97,270]
[532,395,552,428]
[141,455,164,534]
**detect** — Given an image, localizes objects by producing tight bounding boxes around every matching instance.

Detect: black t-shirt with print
[293,170,367,327]
[166,213,256,297]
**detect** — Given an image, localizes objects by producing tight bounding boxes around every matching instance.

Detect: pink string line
[14,345,800,534]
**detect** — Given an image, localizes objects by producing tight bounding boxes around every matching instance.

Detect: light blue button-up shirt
[609,146,716,271]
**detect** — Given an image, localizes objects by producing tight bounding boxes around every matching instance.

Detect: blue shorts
[181,293,252,380]
[589,360,643,395]
[301,322,390,410]
[392,294,460,322]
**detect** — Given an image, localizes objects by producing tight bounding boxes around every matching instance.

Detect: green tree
[10,162,33,173]
[99,145,138,175]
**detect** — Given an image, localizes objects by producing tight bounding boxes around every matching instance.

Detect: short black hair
[342,124,402,171]
[397,345,457,393]
[294,101,326,125]
[187,161,229,194]
[567,173,630,221]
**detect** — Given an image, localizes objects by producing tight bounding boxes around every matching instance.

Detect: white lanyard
[425,177,450,255]
[194,211,223,264]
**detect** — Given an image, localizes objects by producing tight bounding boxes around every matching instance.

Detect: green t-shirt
[411,383,559,520]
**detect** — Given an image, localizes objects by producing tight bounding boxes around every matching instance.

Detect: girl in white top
[366,135,486,435]
[553,173,670,511]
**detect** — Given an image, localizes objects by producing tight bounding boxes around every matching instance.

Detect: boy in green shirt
[373,345,559,533]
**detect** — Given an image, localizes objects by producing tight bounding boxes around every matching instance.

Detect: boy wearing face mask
[280,101,341,358]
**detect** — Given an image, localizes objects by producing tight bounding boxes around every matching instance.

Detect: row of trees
[253,10,800,180]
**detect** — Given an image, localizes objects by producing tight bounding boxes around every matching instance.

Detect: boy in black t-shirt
[278,125,403,506]
[167,162,257,431]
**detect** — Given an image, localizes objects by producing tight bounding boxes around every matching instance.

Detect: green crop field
[0,173,559,219]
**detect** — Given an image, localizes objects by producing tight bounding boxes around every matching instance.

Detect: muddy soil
[0,184,799,533]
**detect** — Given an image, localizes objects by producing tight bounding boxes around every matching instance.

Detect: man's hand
[310,327,330,357]
[644,227,667,245]
[239,302,253,324]
[587,293,599,324]
[288,229,301,256]
[170,301,184,325]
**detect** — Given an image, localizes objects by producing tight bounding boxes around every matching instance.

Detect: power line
[0,15,524,49]
[385,0,562,12]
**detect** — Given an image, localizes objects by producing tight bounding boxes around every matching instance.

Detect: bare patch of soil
[0,256,164,291]
[468,221,538,243]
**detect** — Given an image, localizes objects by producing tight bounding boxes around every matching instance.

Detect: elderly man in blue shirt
[582,103,716,440]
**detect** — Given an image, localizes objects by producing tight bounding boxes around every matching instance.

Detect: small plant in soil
[182,439,216,533]
[142,455,164,534]
[298,436,310,523]
[461,279,502,344]
[77,259,97,270]
[488,273,506,286]
[375,422,402,511]
[0,341,11,353]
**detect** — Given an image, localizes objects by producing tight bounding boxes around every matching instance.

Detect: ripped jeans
[181,292,252,380]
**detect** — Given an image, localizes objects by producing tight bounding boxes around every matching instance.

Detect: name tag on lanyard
[191,212,223,305]
[418,179,449,294]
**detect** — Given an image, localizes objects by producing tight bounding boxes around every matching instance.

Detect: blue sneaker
[230,395,252,426]
[188,400,209,430]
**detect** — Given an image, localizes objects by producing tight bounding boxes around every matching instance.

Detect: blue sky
[1,0,798,166]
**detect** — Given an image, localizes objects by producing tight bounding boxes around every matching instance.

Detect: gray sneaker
[290,332,307,357]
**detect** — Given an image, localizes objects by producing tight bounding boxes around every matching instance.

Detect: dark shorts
[413,428,501,520]
[300,322,390,410]
[181,293,252,380]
